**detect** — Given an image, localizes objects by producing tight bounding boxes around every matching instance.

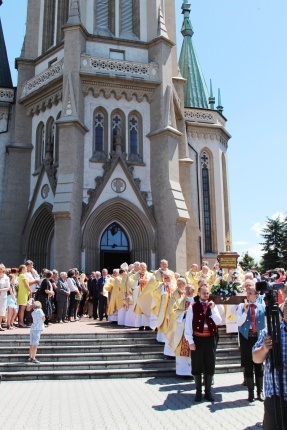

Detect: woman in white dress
[0,264,10,330]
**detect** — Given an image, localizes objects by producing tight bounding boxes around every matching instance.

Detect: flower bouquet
[210,280,246,304]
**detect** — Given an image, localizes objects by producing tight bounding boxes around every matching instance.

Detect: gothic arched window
[42,0,69,53]
[120,0,140,39]
[54,111,61,164]
[56,0,70,44]
[94,0,140,40]
[92,108,108,161]
[201,151,212,253]
[42,0,56,52]
[35,122,45,170]
[111,110,125,153]
[128,111,143,163]
[95,0,115,36]
[101,223,129,251]
[45,117,55,162]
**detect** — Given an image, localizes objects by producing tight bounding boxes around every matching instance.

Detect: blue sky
[1,0,287,263]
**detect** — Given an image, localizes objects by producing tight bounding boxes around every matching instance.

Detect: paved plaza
[0,372,263,430]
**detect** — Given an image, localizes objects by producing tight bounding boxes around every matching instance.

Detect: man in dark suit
[88,271,101,319]
[97,268,109,321]
[56,272,70,323]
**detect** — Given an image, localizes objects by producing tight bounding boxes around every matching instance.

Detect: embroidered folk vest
[192,300,217,335]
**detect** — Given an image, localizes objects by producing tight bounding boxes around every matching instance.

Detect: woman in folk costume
[132,262,153,330]
[167,282,195,376]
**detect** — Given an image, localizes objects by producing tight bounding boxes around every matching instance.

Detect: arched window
[94,0,140,40]
[42,0,69,53]
[222,153,230,249]
[101,223,129,251]
[111,110,125,153]
[120,0,140,39]
[35,122,45,170]
[201,151,212,253]
[54,111,61,164]
[91,107,108,161]
[45,117,55,162]
[128,111,143,163]
[94,0,115,36]
[56,0,70,44]
[42,0,56,52]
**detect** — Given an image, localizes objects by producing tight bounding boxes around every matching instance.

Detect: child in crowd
[28,301,45,364]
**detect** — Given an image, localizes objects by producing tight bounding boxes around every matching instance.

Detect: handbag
[26,298,34,311]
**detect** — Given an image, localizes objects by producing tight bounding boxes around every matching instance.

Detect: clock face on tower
[41,184,50,199]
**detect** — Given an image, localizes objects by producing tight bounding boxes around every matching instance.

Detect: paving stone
[0,372,264,430]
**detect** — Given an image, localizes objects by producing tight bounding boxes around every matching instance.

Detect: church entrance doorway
[100,223,131,274]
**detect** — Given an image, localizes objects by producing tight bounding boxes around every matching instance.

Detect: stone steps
[0,329,242,381]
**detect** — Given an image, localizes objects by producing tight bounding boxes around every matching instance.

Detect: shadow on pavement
[242,424,263,429]
[152,392,194,411]
[207,398,257,412]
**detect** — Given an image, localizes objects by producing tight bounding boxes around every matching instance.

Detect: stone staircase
[0,327,241,381]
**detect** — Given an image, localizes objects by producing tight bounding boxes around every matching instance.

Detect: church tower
[179,0,232,264]
[0,0,193,273]
[0,0,232,273]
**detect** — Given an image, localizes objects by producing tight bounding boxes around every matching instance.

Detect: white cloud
[250,212,286,238]
[250,222,263,237]
[271,212,285,222]
[236,244,263,263]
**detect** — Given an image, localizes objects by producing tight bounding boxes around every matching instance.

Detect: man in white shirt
[184,285,222,402]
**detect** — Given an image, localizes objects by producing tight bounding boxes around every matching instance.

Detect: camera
[256,274,284,294]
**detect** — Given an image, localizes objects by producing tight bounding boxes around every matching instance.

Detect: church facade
[0,0,231,274]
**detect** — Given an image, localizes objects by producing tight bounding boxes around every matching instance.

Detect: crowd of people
[0,259,286,428]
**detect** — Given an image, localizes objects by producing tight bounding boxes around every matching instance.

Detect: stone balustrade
[80,55,159,81]
[21,59,64,98]
[185,108,226,126]
[0,88,14,103]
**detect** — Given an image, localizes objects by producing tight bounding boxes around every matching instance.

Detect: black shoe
[246,376,255,402]
[255,376,264,402]
[138,326,144,331]
[194,391,202,402]
[204,392,215,402]
[145,326,153,331]
[99,318,103,321]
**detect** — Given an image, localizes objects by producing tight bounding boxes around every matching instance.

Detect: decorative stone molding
[185,108,226,127]
[83,154,148,218]
[0,106,9,132]
[0,88,14,103]
[82,79,155,103]
[188,128,229,148]
[43,158,57,194]
[21,59,64,98]
[26,91,62,116]
[81,55,159,82]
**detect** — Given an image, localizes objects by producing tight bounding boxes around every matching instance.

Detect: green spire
[216,88,224,114]
[208,79,215,109]
[179,1,209,109]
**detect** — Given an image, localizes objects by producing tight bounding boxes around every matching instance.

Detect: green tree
[239,252,257,272]
[260,217,283,272]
